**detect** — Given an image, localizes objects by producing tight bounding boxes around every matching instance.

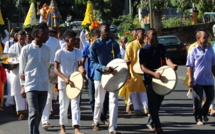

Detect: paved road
[1,66,215,134]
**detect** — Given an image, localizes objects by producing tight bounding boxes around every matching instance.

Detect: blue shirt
[139,43,167,83]
[186,45,215,85]
[90,37,121,81]
[82,43,94,78]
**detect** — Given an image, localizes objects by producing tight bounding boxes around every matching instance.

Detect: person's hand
[64,78,75,87]
[20,74,25,81]
[83,77,88,89]
[171,64,178,71]
[105,67,115,73]
[20,86,26,98]
[154,72,161,79]
[188,79,193,88]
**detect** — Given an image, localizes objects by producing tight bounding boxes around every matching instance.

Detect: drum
[133,49,144,75]
[101,58,129,92]
[133,60,144,75]
[66,72,83,99]
[152,66,177,95]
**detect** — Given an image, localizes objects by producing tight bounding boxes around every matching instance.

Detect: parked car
[157,35,187,64]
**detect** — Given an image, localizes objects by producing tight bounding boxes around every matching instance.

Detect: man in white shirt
[9,30,28,120]
[119,36,127,59]
[41,32,61,130]
[19,23,50,134]
[4,29,18,108]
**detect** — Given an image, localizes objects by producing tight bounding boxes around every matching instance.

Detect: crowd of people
[0,22,215,134]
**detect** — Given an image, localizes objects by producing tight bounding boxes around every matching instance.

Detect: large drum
[152,66,177,95]
[101,59,129,92]
[66,72,83,99]
[133,50,144,75]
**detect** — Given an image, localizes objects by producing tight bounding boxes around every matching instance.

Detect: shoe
[92,124,99,131]
[109,131,122,134]
[203,116,209,122]
[101,119,109,125]
[42,123,52,130]
[147,125,155,131]
[155,128,163,134]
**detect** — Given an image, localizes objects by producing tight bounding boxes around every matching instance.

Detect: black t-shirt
[139,43,168,83]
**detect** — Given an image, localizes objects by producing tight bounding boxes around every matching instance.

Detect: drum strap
[111,42,115,58]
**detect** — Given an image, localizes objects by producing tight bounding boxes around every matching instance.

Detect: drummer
[90,23,121,134]
[139,28,177,134]
[124,28,148,116]
[54,30,86,134]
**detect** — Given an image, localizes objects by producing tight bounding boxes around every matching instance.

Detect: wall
[161,22,215,43]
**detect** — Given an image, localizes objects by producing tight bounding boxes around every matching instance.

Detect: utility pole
[149,0,153,28]
[129,0,132,16]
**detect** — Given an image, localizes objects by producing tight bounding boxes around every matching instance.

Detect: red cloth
[0,66,6,98]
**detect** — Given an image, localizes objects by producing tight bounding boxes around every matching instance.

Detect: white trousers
[41,83,54,124]
[59,88,81,126]
[130,92,148,110]
[14,92,27,114]
[5,72,14,106]
[94,81,118,132]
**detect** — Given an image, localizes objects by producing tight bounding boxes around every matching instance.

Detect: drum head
[133,60,144,75]
[152,66,177,95]
[66,72,83,99]
[101,59,129,92]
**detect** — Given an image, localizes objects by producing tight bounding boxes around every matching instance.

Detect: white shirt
[120,45,126,59]
[80,30,89,48]
[59,39,65,48]
[45,36,61,63]
[19,41,51,92]
[4,39,17,53]
[9,42,27,96]
[60,42,66,49]
[54,48,82,89]
[2,29,9,44]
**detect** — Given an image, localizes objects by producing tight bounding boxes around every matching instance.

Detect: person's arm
[186,50,195,88]
[80,29,89,47]
[166,58,178,71]
[54,61,72,85]
[2,29,9,44]
[19,47,27,98]
[3,41,9,53]
[187,66,193,87]
[114,41,121,59]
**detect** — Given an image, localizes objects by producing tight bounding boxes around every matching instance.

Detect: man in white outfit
[4,29,18,107]
[9,30,28,120]
[54,30,86,134]
[41,31,61,130]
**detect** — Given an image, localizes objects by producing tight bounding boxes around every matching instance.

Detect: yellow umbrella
[0,9,5,25]
[23,2,37,26]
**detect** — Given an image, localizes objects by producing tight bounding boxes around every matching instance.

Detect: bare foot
[203,116,209,122]
[196,121,204,125]
[18,114,25,120]
[0,107,4,111]
[210,109,215,116]
[126,104,132,114]
[59,125,66,134]
[74,128,85,134]
[147,125,155,131]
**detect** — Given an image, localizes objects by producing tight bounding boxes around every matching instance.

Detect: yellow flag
[24,2,37,26]
[0,9,5,25]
